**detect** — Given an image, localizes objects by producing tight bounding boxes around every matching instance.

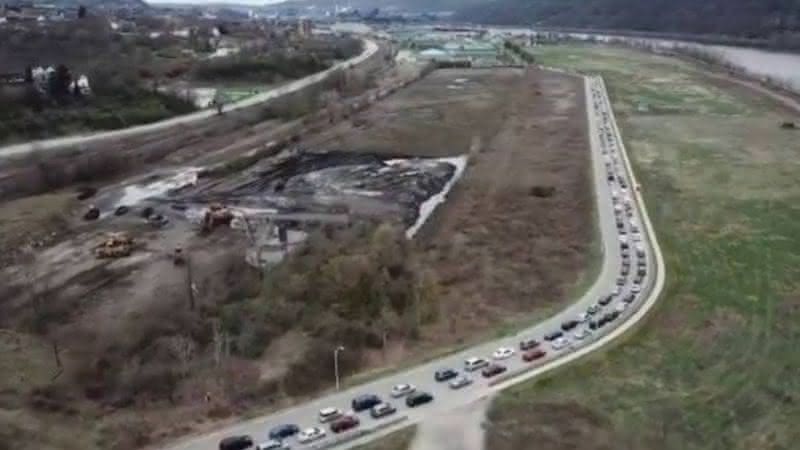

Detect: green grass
[0,91,197,145]
[487,44,800,450]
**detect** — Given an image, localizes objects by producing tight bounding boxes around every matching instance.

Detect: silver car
[449,375,473,390]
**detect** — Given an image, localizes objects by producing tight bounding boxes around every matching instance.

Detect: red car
[330,415,359,434]
[522,349,547,362]
[481,363,507,378]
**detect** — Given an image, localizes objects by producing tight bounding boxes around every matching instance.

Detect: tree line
[456,0,800,50]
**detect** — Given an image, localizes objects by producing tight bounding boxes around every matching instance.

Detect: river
[488,27,800,92]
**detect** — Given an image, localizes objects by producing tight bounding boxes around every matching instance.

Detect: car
[492,347,515,360]
[434,368,458,382]
[370,402,397,419]
[256,440,288,450]
[482,363,507,378]
[406,391,434,408]
[577,312,590,323]
[543,330,564,341]
[519,338,539,351]
[330,415,360,433]
[587,304,601,315]
[464,357,490,372]
[624,293,636,304]
[268,424,299,441]
[561,320,579,331]
[318,407,343,423]
[449,375,473,389]
[598,295,613,306]
[522,349,547,362]
[588,320,599,330]
[615,303,628,313]
[219,436,254,450]
[552,337,570,350]
[622,265,630,276]
[608,310,621,321]
[631,283,642,294]
[597,316,609,327]
[351,394,382,412]
[612,285,622,295]
[390,383,416,398]
[297,427,326,444]
[574,328,591,340]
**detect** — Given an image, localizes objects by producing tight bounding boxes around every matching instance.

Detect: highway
[0,39,379,159]
[164,75,666,450]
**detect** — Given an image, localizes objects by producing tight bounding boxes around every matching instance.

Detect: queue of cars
[218,80,651,450]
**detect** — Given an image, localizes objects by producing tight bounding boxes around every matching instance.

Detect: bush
[193,53,330,83]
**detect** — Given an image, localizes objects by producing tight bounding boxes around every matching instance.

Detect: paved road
[0,39,379,159]
[164,75,666,450]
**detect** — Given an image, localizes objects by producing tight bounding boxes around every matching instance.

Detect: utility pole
[334,346,345,390]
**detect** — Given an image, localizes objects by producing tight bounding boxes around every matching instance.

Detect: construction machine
[95,232,133,258]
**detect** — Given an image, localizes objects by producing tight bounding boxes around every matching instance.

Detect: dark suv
[268,424,299,441]
[406,391,434,408]
[434,368,458,382]
[543,330,563,341]
[219,436,253,450]
[519,338,539,351]
[351,394,382,412]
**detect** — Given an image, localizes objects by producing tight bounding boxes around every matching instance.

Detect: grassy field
[351,427,417,450]
[486,44,800,450]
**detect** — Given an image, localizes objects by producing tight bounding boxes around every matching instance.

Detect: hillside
[456,0,800,42]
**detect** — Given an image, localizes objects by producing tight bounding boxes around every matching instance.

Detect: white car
[297,427,326,444]
[464,357,490,371]
[612,286,621,296]
[577,312,590,323]
[631,284,642,294]
[615,303,628,313]
[390,383,415,398]
[257,440,288,450]
[552,337,570,350]
[318,407,342,423]
[574,328,591,340]
[492,347,515,360]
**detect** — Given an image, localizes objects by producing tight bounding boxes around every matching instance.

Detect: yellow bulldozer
[201,203,234,234]
[95,232,134,259]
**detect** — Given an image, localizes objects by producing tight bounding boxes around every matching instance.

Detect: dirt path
[409,395,492,450]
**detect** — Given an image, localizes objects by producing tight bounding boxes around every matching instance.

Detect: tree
[78,5,87,19]
[48,65,71,99]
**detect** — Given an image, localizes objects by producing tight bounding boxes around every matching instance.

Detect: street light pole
[334,346,345,391]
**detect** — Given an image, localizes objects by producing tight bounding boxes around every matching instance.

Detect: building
[296,18,312,37]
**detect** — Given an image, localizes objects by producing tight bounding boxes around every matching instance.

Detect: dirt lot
[309,67,593,356]
[0,66,593,449]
